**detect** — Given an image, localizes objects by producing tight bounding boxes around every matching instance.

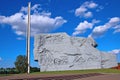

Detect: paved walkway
[0,73,120,80]
[75,74,120,80]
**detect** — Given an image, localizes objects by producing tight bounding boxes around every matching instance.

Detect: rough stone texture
[101,52,117,68]
[34,33,117,72]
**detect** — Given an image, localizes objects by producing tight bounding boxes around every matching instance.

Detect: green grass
[31,69,120,75]
[0,69,120,77]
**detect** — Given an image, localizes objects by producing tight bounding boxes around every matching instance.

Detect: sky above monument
[0,0,120,68]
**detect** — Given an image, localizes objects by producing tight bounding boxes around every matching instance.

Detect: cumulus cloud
[72,19,100,36]
[114,27,120,33]
[72,21,93,36]
[109,49,120,54]
[90,17,120,38]
[75,1,98,18]
[0,4,67,38]
[20,4,42,14]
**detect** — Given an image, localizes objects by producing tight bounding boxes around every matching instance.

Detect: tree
[14,55,27,73]
[31,67,40,72]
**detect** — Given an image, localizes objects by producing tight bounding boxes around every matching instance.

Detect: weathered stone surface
[34,33,117,72]
[101,52,117,68]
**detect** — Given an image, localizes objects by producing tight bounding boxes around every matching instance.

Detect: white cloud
[84,12,93,18]
[72,19,100,36]
[92,19,101,24]
[109,17,120,23]
[113,24,120,33]
[75,7,87,16]
[0,4,67,38]
[109,49,120,54]
[20,4,42,14]
[87,2,98,8]
[75,1,98,18]
[114,28,120,33]
[90,17,120,38]
[30,15,66,36]
[20,6,28,13]
[72,21,94,36]
[31,4,41,10]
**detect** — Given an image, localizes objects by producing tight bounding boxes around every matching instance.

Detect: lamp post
[26,2,31,74]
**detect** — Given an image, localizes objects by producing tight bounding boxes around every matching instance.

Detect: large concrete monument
[34,33,117,72]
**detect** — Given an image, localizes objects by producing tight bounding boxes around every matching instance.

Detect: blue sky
[0,0,120,68]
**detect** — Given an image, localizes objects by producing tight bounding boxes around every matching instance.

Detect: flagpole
[26,2,31,74]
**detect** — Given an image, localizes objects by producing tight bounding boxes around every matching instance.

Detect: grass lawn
[0,69,120,77]
[31,69,120,75]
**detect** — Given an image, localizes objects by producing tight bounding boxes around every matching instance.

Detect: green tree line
[0,55,39,74]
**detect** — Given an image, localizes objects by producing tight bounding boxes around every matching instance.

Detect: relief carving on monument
[34,33,117,72]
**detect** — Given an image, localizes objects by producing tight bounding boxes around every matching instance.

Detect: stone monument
[34,33,117,72]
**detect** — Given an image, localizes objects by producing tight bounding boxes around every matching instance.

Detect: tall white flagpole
[26,2,31,74]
